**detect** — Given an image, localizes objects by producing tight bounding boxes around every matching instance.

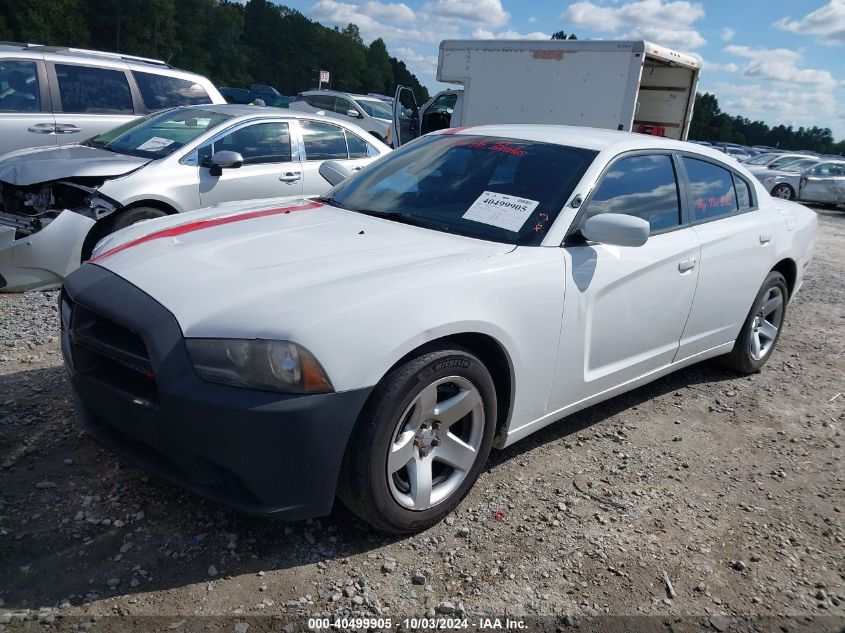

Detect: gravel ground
[0,207,842,632]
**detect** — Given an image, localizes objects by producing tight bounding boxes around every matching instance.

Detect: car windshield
[746,153,778,165]
[355,98,392,120]
[781,158,817,172]
[328,134,597,246]
[86,108,232,158]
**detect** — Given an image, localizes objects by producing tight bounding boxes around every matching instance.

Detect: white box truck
[392,39,701,145]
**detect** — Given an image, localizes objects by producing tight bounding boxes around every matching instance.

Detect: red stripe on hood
[90,201,323,264]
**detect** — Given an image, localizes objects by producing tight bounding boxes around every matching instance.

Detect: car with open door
[0,104,389,291]
[60,125,816,533]
[289,90,393,144]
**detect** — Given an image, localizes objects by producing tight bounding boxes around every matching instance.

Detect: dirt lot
[0,208,843,632]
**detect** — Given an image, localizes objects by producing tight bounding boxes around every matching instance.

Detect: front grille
[62,292,159,406]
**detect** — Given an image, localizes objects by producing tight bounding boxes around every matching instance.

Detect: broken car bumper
[0,210,95,292]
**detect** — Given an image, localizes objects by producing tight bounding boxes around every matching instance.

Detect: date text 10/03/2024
[308,617,528,629]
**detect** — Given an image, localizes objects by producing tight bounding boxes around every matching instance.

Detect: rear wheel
[771,183,794,200]
[338,346,496,533]
[722,271,788,373]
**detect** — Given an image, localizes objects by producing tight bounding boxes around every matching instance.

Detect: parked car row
[690,140,845,204]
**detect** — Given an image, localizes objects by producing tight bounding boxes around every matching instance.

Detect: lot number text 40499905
[308,616,528,630]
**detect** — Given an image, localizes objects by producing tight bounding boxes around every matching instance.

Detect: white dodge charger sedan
[60,125,817,533]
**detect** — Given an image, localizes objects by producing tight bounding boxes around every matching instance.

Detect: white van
[393,39,701,145]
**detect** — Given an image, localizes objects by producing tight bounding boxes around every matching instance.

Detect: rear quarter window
[133,71,211,110]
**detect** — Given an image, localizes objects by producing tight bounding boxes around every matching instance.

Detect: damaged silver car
[0,103,390,291]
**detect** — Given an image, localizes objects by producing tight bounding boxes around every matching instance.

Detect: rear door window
[585,154,681,233]
[133,71,211,110]
[682,157,739,222]
[346,129,379,158]
[54,64,133,113]
[301,120,348,160]
[0,60,41,112]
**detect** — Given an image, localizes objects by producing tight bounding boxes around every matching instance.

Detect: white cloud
[421,0,509,27]
[723,44,839,88]
[361,0,415,22]
[774,0,845,46]
[309,0,457,45]
[720,27,735,41]
[704,61,739,73]
[393,46,439,77]
[562,0,706,48]
[707,80,838,132]
[471,28,550,40]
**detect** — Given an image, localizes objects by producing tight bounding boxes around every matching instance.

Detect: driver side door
[392,85,419,147]
[547,152,701,414]
[198,120,303,206]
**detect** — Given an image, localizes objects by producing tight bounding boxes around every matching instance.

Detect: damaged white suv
[0,104,389,291]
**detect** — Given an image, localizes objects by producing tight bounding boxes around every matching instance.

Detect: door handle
[678,258,696,273]
[279,172,302,182]
[27,123,56,134]
[759,234,772,245]
[54,124,81,134]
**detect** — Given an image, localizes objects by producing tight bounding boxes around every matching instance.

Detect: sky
[273,0,845,141]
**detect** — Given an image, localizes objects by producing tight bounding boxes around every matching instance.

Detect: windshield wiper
[353,210,454,233]
[316,195,349,210]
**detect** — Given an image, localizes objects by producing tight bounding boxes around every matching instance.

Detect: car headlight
[185,339,333,394]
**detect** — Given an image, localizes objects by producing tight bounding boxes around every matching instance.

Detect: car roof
[182,103,337,118]
[301,90,383,100]
[0,41,172,69]
[433,124,736,159]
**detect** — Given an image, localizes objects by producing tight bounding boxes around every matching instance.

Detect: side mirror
[347,109,360,118]
[581,213,649,247]
[208,150,243,176]
[318,160,354,186]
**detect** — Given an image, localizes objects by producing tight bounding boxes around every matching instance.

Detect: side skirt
[500,341,734,447]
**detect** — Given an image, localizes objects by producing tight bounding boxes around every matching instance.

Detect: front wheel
[110,206,168,232]
[771,183,794,200]
[722,271,788,373]
[338,346,497,533]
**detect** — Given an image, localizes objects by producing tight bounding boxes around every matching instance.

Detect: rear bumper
[0,210,94,292]
[62,264,371,518]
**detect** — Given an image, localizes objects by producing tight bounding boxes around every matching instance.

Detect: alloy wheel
[387,376,485,510]
[750,286,784,361]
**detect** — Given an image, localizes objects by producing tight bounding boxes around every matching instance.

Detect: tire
[109,206,168,232]
[721,271,788,374]
[770,183,794,200]
[337,345,497,533]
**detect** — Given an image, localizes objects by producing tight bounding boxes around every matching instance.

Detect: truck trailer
[393,39,702,145]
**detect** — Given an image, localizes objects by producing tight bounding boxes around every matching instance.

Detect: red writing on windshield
[463,140,527,156]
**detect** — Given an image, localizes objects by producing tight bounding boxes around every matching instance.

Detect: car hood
[0,144,150,185]
[91,197,513,337]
